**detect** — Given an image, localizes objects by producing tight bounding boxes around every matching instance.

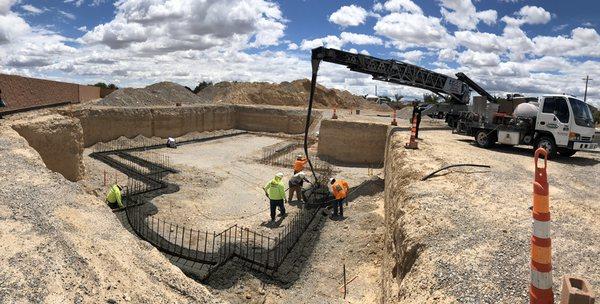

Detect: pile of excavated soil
[95,82,209,107]
[197,79,391,110]
[0,125,222,303]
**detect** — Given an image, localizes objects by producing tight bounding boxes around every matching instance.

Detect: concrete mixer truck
[454,94,598,158]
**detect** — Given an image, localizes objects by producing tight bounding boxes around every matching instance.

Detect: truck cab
[535,95,597,157]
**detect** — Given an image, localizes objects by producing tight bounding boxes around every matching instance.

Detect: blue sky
[1,0,599,105]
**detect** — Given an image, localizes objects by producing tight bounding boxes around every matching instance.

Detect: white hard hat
[329,177,336,184]
[275,172,284,178]
[297,172,306,178]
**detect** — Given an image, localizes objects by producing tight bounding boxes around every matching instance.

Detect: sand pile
[197,79,390,110]
[95,82,209,107]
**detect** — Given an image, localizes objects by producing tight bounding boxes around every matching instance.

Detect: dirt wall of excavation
[317,119,388,165]
[66,105,236,147]
[11,114,85,182]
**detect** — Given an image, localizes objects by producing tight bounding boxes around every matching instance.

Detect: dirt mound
[95,82,209,107]
[197,79,389,110]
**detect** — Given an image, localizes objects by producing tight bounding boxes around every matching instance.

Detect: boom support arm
[311,47,471,104]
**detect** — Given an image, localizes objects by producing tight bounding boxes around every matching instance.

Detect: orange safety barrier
[530,148,553,304]
[405,115,418,149]
[332,108,338,119]
[391,110,398,126]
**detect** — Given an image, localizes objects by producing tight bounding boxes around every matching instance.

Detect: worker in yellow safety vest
[106,184,123,209]
[330,178,349,218]
[264,173,287,222]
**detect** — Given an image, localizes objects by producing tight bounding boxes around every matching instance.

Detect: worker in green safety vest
[105,184,123,209]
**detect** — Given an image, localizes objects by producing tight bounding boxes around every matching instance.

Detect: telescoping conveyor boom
[310,47,492,104]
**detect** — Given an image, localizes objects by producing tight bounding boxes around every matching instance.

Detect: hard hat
[296,155,303,160]
[297,172,306,178]
[329,178,336,184]
[275,172,284,178]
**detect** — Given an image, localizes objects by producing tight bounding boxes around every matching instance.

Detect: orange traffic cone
[530,148,553,304]
[391,110,398,126]
[332,108,338,119]
[405,116,418,149]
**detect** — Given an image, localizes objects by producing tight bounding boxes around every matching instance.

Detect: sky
[0,0,599,106]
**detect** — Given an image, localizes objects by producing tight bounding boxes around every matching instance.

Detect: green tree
[93,82,108,89]
[193,81,213,94]
[423,93,440,104]
[394,93,404,102]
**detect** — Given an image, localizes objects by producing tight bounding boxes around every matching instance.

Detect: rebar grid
[93,133,326,279]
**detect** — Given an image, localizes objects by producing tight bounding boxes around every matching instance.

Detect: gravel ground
[383,127,600,303]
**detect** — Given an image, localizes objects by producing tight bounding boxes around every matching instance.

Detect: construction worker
[264,173,287,222]
[166,137,177,148]
[105,184,124,210]
[293,155,308,174]
[288,172,309,203]
[330,178,349,218]
[411,101,423,139]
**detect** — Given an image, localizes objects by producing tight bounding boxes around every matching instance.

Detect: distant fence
[91,132,326,278]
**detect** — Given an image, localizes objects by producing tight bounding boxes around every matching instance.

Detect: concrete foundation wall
[78,85,101,103]
[317,119,388,165]
[234,105,318,134]
[0,74,79,111]
[11,115,85,181]
[0,74,102,112]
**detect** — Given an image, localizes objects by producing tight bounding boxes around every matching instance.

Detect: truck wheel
[475,130,495,148]
[557,148,577,157]
[535,136,557,159]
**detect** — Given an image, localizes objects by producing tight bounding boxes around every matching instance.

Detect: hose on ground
[421,164,491,181]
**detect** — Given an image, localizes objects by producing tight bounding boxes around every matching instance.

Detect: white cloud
[80,0,285,52]
[454,31,504,53]
[532,27,600,57]
[328,5,367,27]
[458,50,500,67]
[300,35,343,50]
[0,0,18,15]
[374,12,454,49]
[501,5,552,26]
[64,0,105,7]
[287,42,298,50]
[64,0,84,7]
[21,4,45,14]
[339,32,383,45]
[0,11,30,44]
[396,50,424,63]
[59,10,76,20]
[438,48,458,61]
[440,0,497,30]
[383,0,423,14]
[300,32,382,50]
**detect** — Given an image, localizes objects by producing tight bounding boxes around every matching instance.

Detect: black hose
[304,58,321,185]
[421,164,491,181]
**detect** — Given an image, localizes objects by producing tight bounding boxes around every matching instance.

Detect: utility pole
[583,75,593,101]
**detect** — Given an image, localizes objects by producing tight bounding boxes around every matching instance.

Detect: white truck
[456,94,598,158]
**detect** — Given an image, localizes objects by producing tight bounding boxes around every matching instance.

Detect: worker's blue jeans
[333,198,344,217]
[270,199,285,221]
